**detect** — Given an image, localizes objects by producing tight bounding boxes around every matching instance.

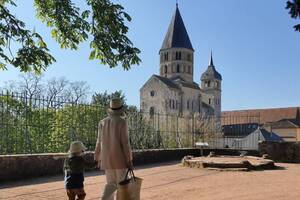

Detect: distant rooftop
[222,107,300,124]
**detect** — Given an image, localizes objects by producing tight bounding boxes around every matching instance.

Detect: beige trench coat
[94,114,132,169]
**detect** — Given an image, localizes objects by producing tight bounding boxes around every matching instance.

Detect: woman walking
[94,98,133,200]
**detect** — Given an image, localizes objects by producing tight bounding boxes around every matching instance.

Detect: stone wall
[0,148,258,182]
[259,141,300,163]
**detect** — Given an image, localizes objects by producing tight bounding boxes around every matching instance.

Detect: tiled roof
[179,81,200,90]
[222,123,259,137]
[250,128,283,142]
[222,107,300,124]
[201,66,222,81]
[153,75,180,90]
[265,118,300,129]
[201,52,222,81]
[160,6,193,51]
[170,76,200,90]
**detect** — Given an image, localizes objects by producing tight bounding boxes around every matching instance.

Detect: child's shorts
[66,188,86,200]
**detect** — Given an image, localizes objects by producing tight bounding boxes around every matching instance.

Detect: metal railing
[0,91,261,154]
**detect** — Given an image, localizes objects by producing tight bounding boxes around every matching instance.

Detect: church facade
[140,5,222,119]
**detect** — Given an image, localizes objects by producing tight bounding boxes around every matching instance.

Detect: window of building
[175,51,182,60]
[150,107,155,116]
[169,99,172,109]
[177,64,180,73]
[191,100,194,110]
[188,66,191,74]
[164,65,168,73]
[187,100,190,109]
[187,53,191,61]
[172,100,175,109]
[205,81,211,87]
[150,91,155,97]
[164,52,168,61]
[209,98,211,105]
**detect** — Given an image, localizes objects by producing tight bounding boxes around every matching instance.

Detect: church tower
[159,4,194,83]
[201,52,222,118]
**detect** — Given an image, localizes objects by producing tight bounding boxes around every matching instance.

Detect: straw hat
[68,141,87,154]
[108,98,124,114]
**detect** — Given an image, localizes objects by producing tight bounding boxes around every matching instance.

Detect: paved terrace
[1,162,300,200]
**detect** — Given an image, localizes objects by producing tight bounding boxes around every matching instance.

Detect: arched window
[164,65,168,73]
[150,107,155,116]
[172,100,175,109]
[209,98,211,105]
[205,81,211,87]
[150,91,155,97]
[187,54,191,61]
[175,51,182,60]
[177,64,180,73]
[163,52,168,61]
[187,100,190,109]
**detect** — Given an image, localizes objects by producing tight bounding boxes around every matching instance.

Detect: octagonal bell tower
[159,4,194,83]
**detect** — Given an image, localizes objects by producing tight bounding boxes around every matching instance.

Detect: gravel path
[1,162,300,200]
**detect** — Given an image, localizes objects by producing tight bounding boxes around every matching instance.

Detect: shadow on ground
[0,161,179,189]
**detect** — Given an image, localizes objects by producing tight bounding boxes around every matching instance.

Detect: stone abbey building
[140,5,222,118]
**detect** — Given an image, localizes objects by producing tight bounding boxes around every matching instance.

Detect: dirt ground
[1,161,300,200]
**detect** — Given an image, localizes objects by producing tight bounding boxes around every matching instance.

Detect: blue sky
[1,0,299,111]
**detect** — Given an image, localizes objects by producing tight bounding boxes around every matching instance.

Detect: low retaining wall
[0,148,258,182]
[259,141,300,163]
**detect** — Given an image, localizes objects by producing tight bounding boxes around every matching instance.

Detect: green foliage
[0,1,55,73]
[91,90,126,107]
[34,0,90,50]
[85,0,140,70]
[286,0,300,32]
[0,91,200,154]
[91,90,138,115]
[0,0,140,73]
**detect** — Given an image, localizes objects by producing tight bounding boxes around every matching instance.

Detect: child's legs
[75,188,86,200]
[67,188,86,200]
[67,189,76,200]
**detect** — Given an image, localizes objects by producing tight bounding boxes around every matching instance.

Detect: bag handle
[123,169,136,182]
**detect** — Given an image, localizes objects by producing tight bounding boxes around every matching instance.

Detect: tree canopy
[0,0,141,73]
[286,0,300,32]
